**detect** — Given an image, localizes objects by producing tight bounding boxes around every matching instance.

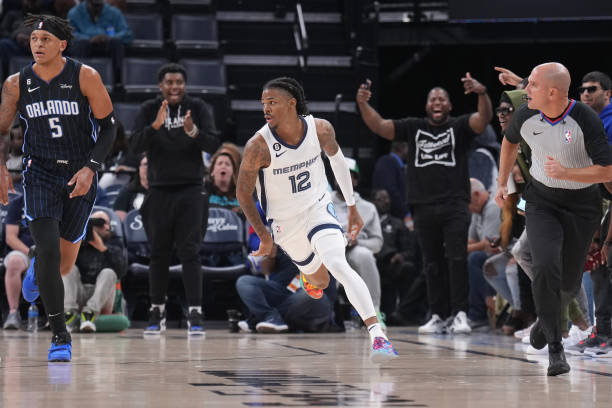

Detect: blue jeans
[468,251,495,322]
[483,252,521,310]
[235,275,333,332]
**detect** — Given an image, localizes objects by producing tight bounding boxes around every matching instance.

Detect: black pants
[592,263,612,336]
[524,180,601,344]
[141,185,205,307]
[412,201,471,318]
[518,264,536,317]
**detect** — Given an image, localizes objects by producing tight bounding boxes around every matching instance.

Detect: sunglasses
[495,106,515,115]
[578,85,600,94]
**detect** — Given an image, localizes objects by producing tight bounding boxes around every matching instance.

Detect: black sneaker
[79,311,96,333]
[144,307,166,335]
[566,327,608,355]
[187,309,205,336]
[530,320,547,350]
[547,342,570,376]
[65,311,79,333]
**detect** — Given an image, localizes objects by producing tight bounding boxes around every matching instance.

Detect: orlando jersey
[256,115,329,220]
[17,57,97,162]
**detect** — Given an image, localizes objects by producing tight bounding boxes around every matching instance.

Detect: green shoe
[376,310,387,332]
[65,310,79,333]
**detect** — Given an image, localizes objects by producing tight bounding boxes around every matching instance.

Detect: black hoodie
[130,95,219,187]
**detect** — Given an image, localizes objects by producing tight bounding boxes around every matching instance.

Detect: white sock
[367,323,387,343]
[189,306,202,314]
[151,303,165,313]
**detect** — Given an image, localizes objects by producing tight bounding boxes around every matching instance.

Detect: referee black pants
[524,180,601,344]
[141,185,207,307]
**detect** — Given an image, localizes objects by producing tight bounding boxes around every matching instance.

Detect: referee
[496,62,612,376]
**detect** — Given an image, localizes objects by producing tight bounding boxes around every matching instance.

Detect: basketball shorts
[22,156,97,243]
[270,192,345,275]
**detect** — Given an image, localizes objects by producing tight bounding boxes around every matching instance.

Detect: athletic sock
[188,306,202,314]
[367,323,387,344]
[152,303,165,313]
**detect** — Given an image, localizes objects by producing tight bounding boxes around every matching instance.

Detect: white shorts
[271,192,345,275]
[3,250,29,269]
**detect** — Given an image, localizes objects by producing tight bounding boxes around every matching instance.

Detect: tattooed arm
[236,133,272,256]
[0,73,19,204]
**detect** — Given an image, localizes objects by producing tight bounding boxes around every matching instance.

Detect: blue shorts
[22,156,97,243]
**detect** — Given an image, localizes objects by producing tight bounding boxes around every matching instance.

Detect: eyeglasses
[578,85,600,94]
[495,106,515,115]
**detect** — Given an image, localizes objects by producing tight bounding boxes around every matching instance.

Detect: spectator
[67,0,132,83]
[62,210,127,333]
[206,148,240,211]
[2,195,34,330]
[0,0,46,79]
[371,141,408,219]
[356,73,493,335]
[469,125,500,197]
[130,62,219,335]
[580,71,612,141]
[113,153,148,221]
[330,157,385,328]
[6,118,24,188]
[236,244,337,333]
[467,178,501,327]
[373,188,425,326]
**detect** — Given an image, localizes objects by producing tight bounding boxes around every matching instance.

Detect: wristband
[186,124,199,138]
[86,158,102,172]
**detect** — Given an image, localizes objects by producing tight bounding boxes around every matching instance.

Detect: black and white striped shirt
[505,100,611,189]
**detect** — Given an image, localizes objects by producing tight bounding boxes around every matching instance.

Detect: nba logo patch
[564,130,572,144]
[38,21,43,29]
[276,225,281,234]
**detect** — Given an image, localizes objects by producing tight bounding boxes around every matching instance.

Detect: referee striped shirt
[505,99,611,189]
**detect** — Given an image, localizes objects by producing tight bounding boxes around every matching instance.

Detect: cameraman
[62,211,127,332]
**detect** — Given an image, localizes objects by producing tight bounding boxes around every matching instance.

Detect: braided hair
[24,14,74,46]
[263,77,309,115]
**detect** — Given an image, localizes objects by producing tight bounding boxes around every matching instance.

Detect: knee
[98,268,117,282]
[235,275,258,295]
[5,255,27,276]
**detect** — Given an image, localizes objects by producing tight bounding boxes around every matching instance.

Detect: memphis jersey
[256,115,328,220]
[17,57,97,161]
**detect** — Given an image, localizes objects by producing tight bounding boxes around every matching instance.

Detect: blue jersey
[17,57,97,162]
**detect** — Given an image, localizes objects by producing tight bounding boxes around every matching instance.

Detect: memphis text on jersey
[272,154,319,175]
[24,100,80,119]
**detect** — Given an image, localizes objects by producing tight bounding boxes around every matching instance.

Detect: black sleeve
[454,114,479,147]
[574,103,612,166]
[193,99,220,154]
[129,102,156,155]
[89,112,117,170]
[391,117,418,143]
[505,104,533,144]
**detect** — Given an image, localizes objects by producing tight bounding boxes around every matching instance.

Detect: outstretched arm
[355,79,395,140]
[494,66,523,87]
[0,74,19,204]
[316,118,363,239]
[236,134,273,256]
[461,72,493,134]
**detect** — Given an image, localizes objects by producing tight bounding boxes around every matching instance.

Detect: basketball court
[1,325,611,407]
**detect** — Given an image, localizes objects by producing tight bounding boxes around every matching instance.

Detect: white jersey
[256,115,329,220]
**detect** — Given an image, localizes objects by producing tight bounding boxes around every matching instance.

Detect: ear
[59,40,67,52]
[605,90,611,100]
[288,97,297,110]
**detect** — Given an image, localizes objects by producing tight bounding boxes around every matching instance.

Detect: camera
[85,217,107,242]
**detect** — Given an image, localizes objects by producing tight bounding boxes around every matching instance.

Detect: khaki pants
[63,266,117,314]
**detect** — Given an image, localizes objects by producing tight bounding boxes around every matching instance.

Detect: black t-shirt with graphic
[393,114,477,205]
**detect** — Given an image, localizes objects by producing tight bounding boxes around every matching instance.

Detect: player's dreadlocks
[23,14,74,46]
[263,77,309,116]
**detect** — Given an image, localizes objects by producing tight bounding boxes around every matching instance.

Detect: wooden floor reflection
[1,326,611,408]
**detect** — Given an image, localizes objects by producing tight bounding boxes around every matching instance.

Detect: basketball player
[236,77,398,363]
[0,15,117,362]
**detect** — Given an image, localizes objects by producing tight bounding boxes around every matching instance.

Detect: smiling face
[159,72,185,106]
[261,88,296,130]
[30,30,66,64]
[496,101,514,132]
[425,88,452,124]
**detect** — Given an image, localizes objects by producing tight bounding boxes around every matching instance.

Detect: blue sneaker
[22,256,39,303]
[144,306,166,335]
[255,318,289,333]
[48,332,72,362]
[370,337,399,364]
[187,309,205,336]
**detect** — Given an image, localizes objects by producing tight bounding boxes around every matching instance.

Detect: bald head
[533,62,571,95]
[91,210,109,223]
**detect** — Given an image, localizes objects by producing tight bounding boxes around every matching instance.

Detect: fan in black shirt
[356,73,493,334]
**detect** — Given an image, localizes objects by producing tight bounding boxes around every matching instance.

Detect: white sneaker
[526,344,548,355]
[564,325,588,348]
[522,334,531,344]
[514,320,536,340]
[418,314,446,334]
[448,311,471,334]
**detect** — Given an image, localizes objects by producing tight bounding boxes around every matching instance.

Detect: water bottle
[27,303,38,332]
[106,26,115,37]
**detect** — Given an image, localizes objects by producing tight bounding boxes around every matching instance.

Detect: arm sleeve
[89,112,118,170]
[577,104,612,166]
[327,148,355,206]
[193,100,220,154]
